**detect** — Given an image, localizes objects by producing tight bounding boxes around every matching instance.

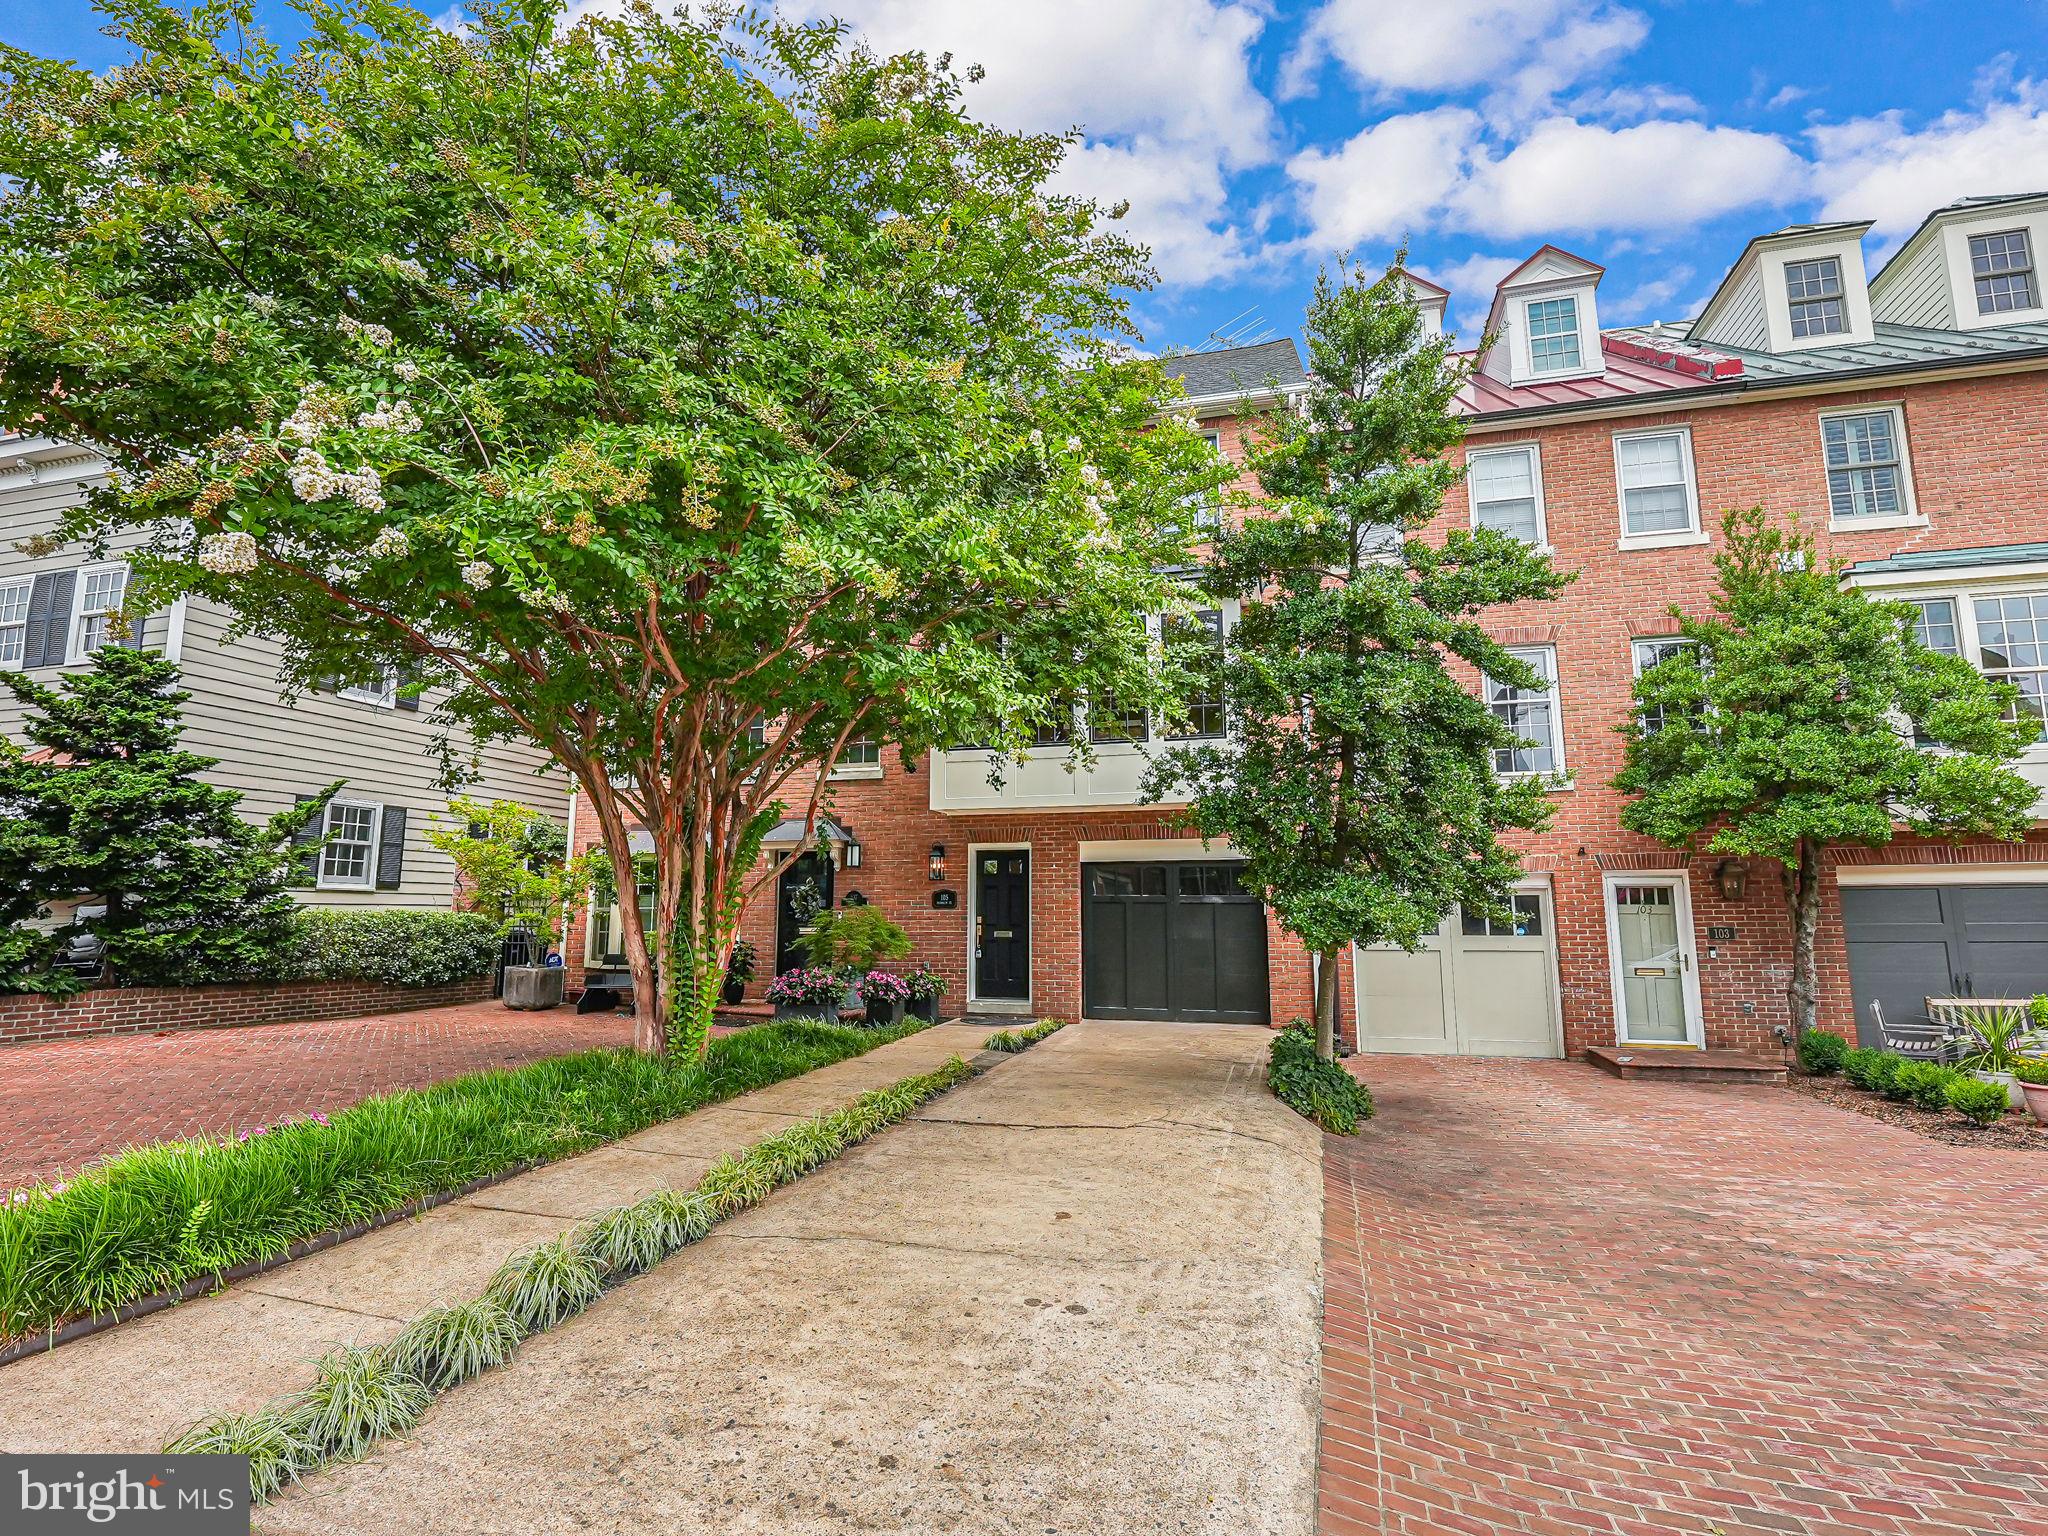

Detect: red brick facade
[0,975,494,1046]
[569,363,2048,1057]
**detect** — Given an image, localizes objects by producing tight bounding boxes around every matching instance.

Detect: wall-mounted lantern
[1714,858,1748,902]
[844,838,862,869]
[929,843,947,882]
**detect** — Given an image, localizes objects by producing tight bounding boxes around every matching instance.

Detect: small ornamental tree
[425,795,591,950]
[1145,259,1571,1061]
[1615,508,2037,1046]
[0,0,1224,1056]
[0,648,332,993]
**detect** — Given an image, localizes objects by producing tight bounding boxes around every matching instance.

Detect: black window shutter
[375,806,407,889]
[292,794,327,884]
[21,571,75,669]
[123,607,149,649]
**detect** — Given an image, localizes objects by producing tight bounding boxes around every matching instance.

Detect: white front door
[1605,877,1701,1046]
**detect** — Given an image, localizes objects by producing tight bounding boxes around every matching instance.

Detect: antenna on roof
[1202,308,1277,352]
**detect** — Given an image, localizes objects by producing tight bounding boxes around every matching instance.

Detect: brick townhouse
[573,190,2048,1059]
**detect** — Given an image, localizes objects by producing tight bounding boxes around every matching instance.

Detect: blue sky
[10,0,2048,353]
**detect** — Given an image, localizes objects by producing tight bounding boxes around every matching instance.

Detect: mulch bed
[1789,1074,2047,1151]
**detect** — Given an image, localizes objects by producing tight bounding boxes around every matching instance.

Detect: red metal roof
[1454,332,1745,419]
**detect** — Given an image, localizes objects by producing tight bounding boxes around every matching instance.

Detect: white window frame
[1968,228,2039,316]
[1523,296,1583,375]
[830,735,884,780]
[1630,636,1699,736]
[68,562,131,662]
[1612,428,1705,550]
[317,798,384,891]
[1967,588,2048,747]
[0,576,31,670]
[587,877,657,967]
[1784,256,1848,339]
[1817,404,1921,531]
[1486,645,1567,783]
[337,669,400,708]
[1465,443,1549,550]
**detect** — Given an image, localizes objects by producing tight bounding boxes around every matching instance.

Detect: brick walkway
[0,1003,639,1190]
[1320,1057,2048,1536]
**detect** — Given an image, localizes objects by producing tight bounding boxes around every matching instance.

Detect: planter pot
[501,965,565,1011]
[721,979,748,1006]
[773,1000,839,1026]
[2023,1081,2048,1126]
[1972,1070,2027,1112]
[864,998,907,1029]
[907,995,941,1024]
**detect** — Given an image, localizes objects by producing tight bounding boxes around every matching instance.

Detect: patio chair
[1872,998,1969,1064]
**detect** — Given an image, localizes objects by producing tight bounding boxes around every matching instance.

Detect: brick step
[1584,1045,1788,1084]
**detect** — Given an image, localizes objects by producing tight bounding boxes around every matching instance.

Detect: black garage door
[1842,883,2048,1046]
[1082,861,1269,1025]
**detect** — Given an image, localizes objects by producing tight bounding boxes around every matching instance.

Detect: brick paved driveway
[1321,1057,2047,1536]
[0,1004,637,1190]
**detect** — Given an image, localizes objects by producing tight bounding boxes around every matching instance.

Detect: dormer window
[1785,258,1847,338]
[1525,298,1582,373]
[1969,230,2038,314]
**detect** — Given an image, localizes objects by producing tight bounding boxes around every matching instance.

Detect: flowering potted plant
[2014,1057,2048,1126]
[859,969,911,1028]
[904,967,948,1024]
[765,967,845,1024]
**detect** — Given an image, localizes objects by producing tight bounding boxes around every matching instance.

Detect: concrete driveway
[258,1020,1322,1536]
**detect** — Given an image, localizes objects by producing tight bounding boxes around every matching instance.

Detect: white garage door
[1353,890,1561,1058]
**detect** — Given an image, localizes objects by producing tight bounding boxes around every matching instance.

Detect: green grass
[983,1018,1066,1052]
[0,1017,932,1347]
[1268,1021,1375,1135]
[166,1057,976,1504]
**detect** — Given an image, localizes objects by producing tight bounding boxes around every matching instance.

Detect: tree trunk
[1313,946,1342,1063]
[581,781,666,1056]
[1783,838,1823,1065]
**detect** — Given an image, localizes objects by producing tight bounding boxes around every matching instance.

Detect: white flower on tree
[355,399,421,433]
[196,530,259,574]
[392,360,421,382]
[366,526,410,561]
[337,314,395,347]
[460,559,494,590]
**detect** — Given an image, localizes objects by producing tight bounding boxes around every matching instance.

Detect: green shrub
[1865,1051,1906,1098]
[287,909,502,987]
[1795,1029,1849,1075]
[1268,1021,1375,1134]
[1946,1076,2011,1128]
[164,1406,317,1502]
[485,1238,604,1334]
[297,1344,431,1463]
[1894,1060,1958,1112]
[983,1018,1066,1053]
[1840,1047,1884,1090]
[0,1016,933,1346]
[384,1299,519,1391]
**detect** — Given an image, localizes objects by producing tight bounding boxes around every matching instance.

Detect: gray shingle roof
[1161,339,1306,400]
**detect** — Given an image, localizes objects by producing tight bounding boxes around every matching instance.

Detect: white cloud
[1286,108,1483,251]
[1416,251,1524,334]
[1808,75,2048,241]
[1285,0,1648,115]
[774,0,1278,285]
[1452,117,1805,237]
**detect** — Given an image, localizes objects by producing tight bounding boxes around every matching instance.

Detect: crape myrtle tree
[1615,508,2036,1047]
[0,0,1226,1056]
[1145,259,1571,1062]
[0,648,332,994]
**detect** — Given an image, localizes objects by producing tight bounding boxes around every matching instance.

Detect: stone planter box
[502,965,566,1011]
[773,1000,840,1026]
[864,998,908,1029]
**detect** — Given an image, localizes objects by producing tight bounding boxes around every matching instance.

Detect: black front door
[776,851,835,976]
[1842,883,2048,1045]
[975,851,1031,1000]
[1082,861,1270,1024]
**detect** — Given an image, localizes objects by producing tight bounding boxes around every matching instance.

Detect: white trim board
[1834,865,2048,886]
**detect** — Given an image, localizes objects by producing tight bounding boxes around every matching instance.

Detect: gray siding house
[0,432,569,912]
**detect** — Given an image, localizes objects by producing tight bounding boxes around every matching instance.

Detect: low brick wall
[0,975,495,1046]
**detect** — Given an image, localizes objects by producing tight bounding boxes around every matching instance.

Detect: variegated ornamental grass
[165,1057,975,1503]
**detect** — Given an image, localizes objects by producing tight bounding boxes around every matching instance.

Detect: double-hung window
[1089,694,1150,744]
[832,735,883,777]
[1165,608,1226,740]
[1906,598,1961,657]
[71,564,129,659]
[1188,431,1225,536]
[1969,230,2038,315]
[0,578,30,669]
[1785,257,1847,338]
[1821,408,1912,523]
[1487,646,1563,777]
[589,879,657,966]
[1614,429,1699,541]
[1524,297,1581,373]
[338,669,399,708]
[1467,446,1545,546]
[318,800,381,890]
[1973,592,2048,741]
[1630,637,1699,736]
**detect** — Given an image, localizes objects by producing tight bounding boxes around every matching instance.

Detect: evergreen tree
[1146,259,1571,1061]
[0,648,334,992]
[1615,508,2036,1045]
